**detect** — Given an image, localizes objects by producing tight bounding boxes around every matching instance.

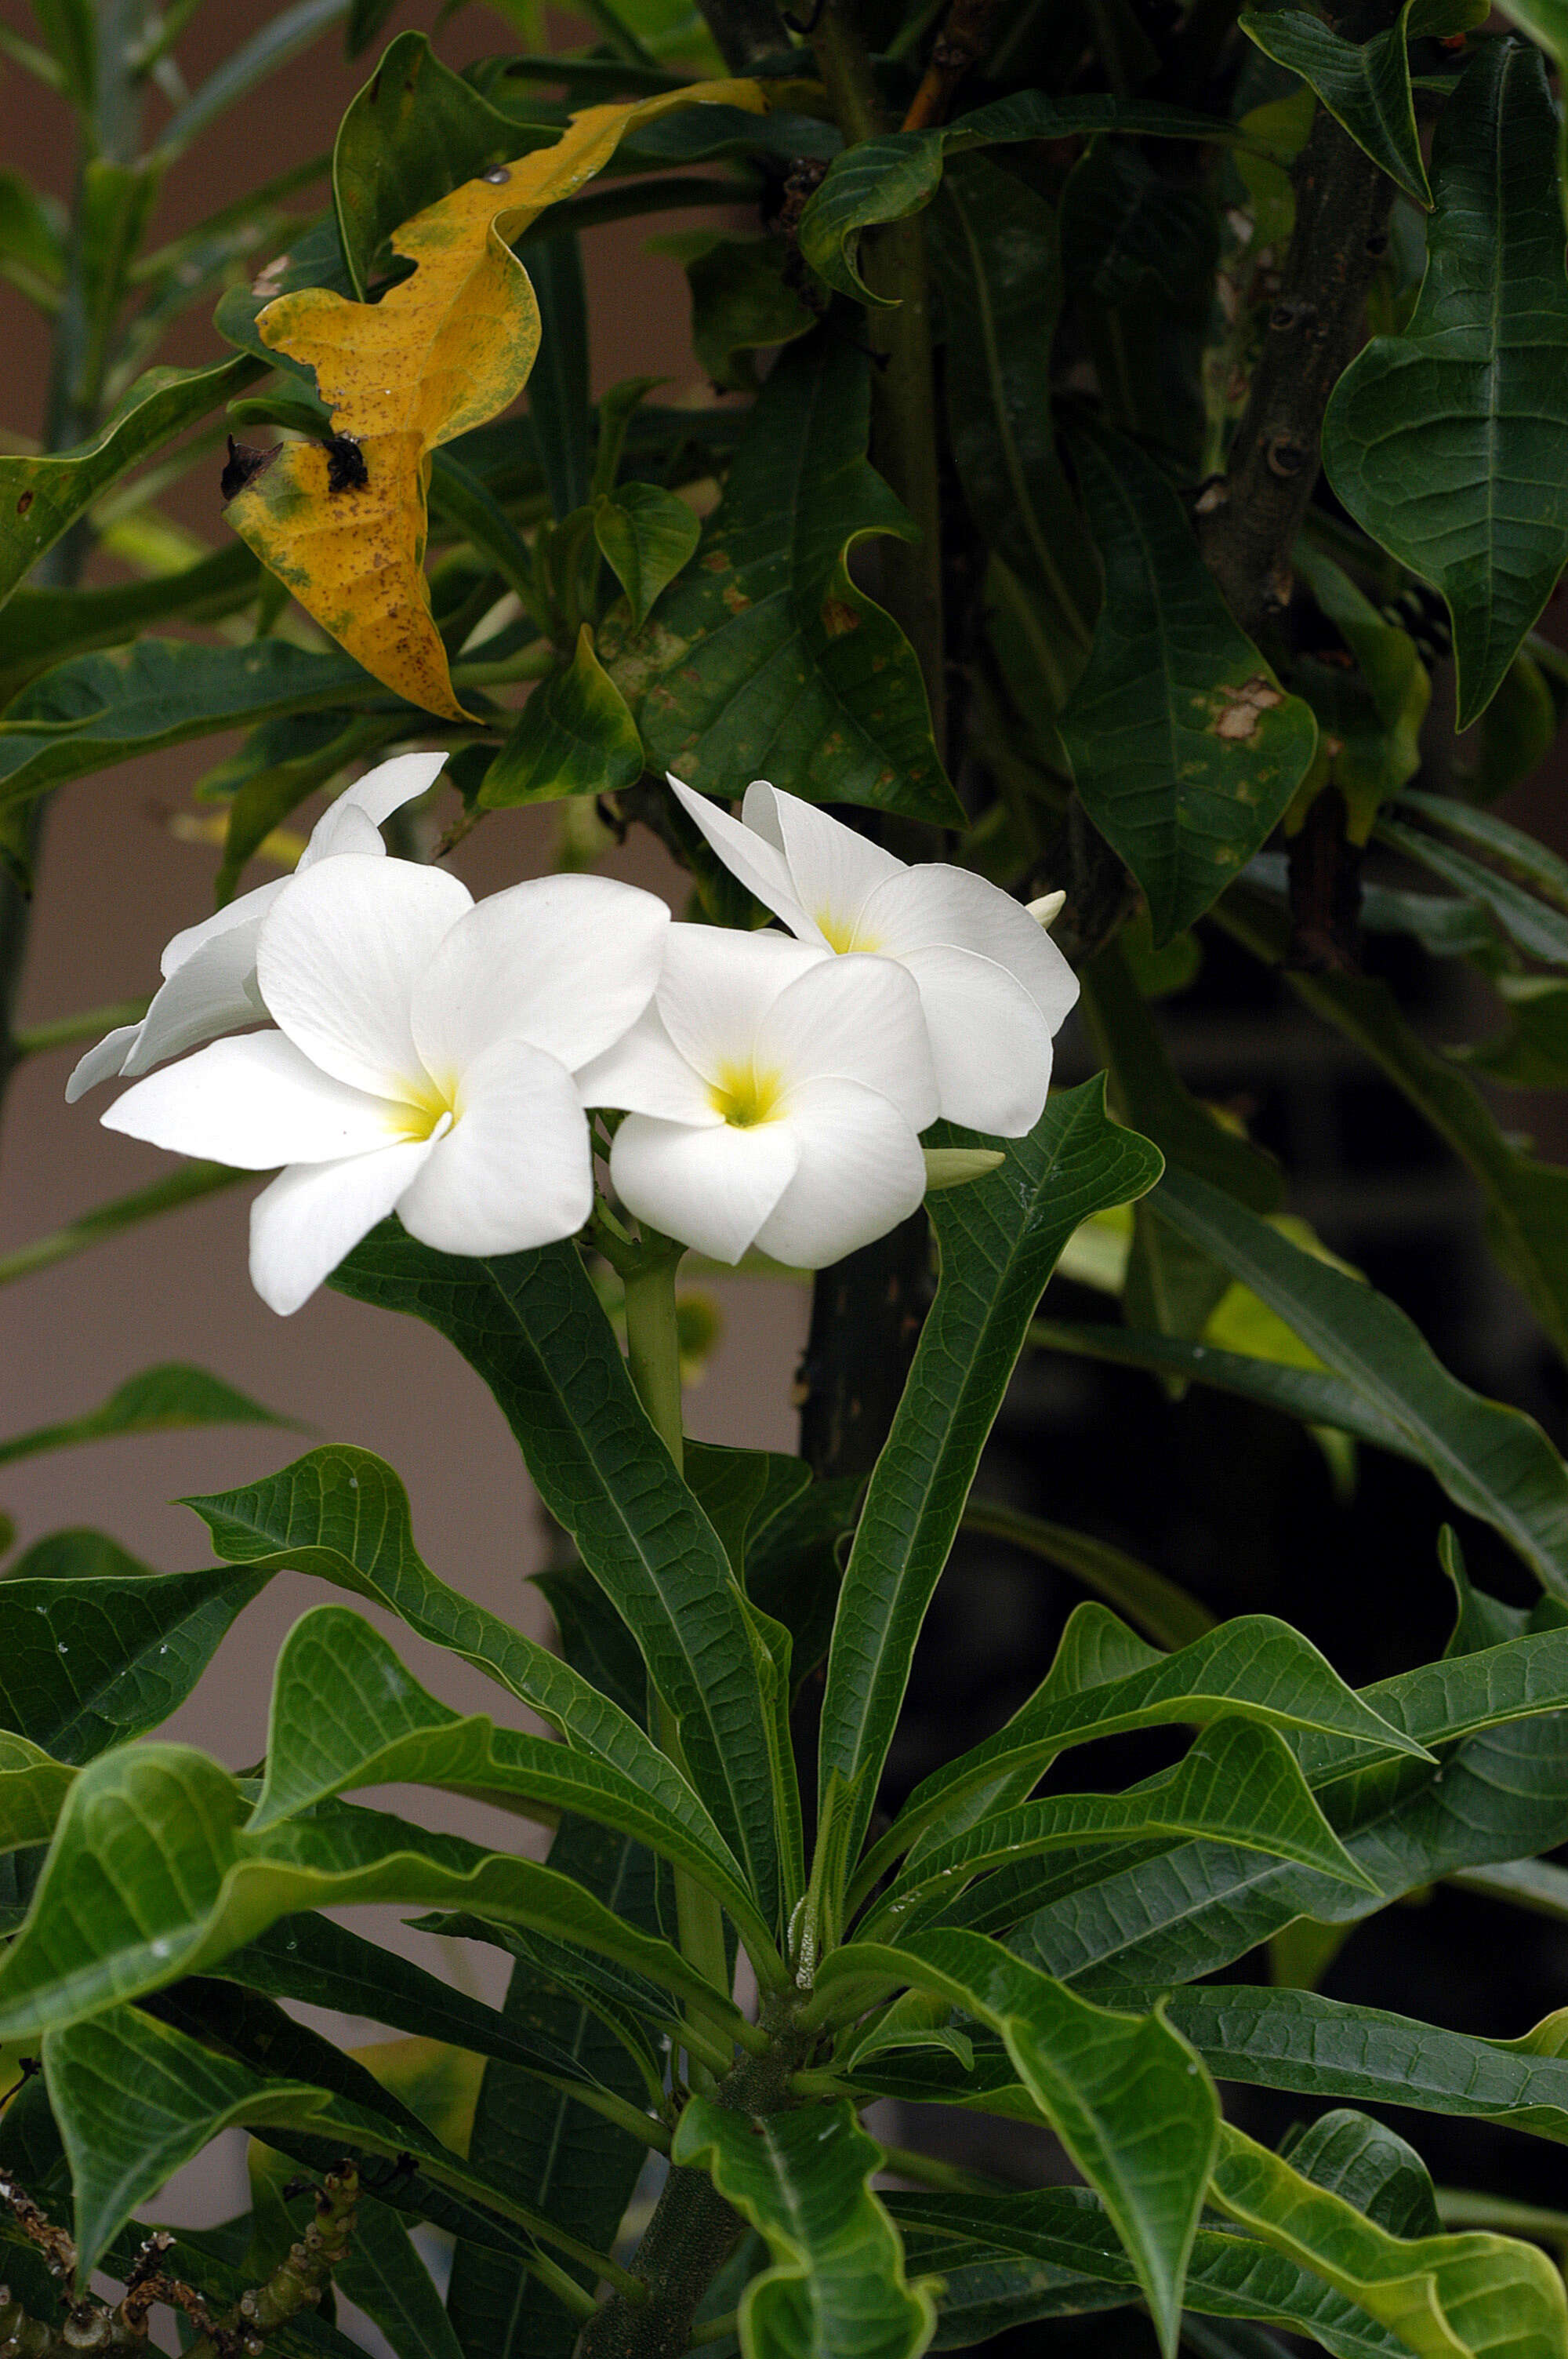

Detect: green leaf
[0,1361,289,1468]
[664,231,818,392]
[0,638,412,819]
[961,1499,1216,1650]
[601,331,960,827]
[0,355,262,611]
[0,1562,266,1762]
[446,1815,659,2357]
[682,1442,813,1585]
[0,1735,76,1852]
[1156,1982,1568,2150]
[817,1929,1218,2359]
[528,232,592,522]
[27,0,92,107]
[1240,5,1430,204]
[1458,973,1568,1089]
[1029,1316,1418,1456]
[42,1999,619,2286]
[183,1445,744,1903]
[797,89,1238,304]
[868,1603,1426,1884]
[894,2188,1416,2358]
[328,1235,781,1930]
[479,625,644,806]
[0,1743,753,2045]
[332,32,526,298]
[594,482,701,627]
[1377,812,1568,963]
[1154,1163,1568,1594]
[154,0,351,160]
[1322,40,1568,726]
[1393,783,1568,910]
[925,157,1098,687]
[1058,430,1318,945]
[253,1605,775,1960]
[1294,547,1430,837]
[0,543,260,707]
[673,2097,938,2359]
[818,1079,1163,1879]
[1208,2121,1568,2359]
[862,1717,1374,1943]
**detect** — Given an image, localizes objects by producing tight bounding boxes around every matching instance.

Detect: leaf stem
[0,1161,247,1289]
[877,2140,996,2194]
[12,996,149,1058]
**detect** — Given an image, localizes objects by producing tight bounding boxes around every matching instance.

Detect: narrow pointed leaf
[1323,40,1568,725]
[1058,431,1317,944]
[0,1362,289,1468]
[673,2097,938,2359]
[602,332,959,825]
[1154,1163,1568,1594]
[816,1929,1218,2358]
[1240,5,1430,203]
[328,1238,779,1926]
[0,543,260,706]
[1377,812,1568,962]
[818,1079,1163,1878]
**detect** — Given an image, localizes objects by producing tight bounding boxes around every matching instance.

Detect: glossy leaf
[328,1235,780,1927]
[862,1717,1373,1943]
[228,81,764,719]
[818,1080,1163,1877]
[1155,1164,1568,1594]
[1323,41,1568,726]
[0,1563,266,1763]
[479,625,644,805]
[1059,431,1316,944]
[0,1361,288,1468]
[817,1929,1218,2357]
[0,638,408,820]
[1208,2122,1568,2359]
[673,2098,936,2359]
[604,332,957,824]
[253,1605,775,1958]
[594,482,701,627]
[0,1744,751,2043]
[0,355,261,611]
[0,1736,75,1852]
[1240,5,1430,204]
[184,1445,740,1892]
[798,89,1237,303]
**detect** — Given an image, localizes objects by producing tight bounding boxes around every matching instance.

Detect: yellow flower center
[709,1063,785,1129]
[817,909,880,954]
[387,1076,457,1143]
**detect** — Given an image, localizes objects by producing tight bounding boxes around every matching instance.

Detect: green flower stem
[13,997,149,1058]
[619,1227,734,2082]
[0,1161,247,1288]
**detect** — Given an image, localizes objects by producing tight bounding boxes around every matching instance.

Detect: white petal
[256,856,472,1098]
[744,784,905,947]
[753,1078,925,1268]
[897,944,1055,1136]
[610,1113,798,1263]
[302,805,383,862]
[410,873,669,1084]
[300,748,449,863]
[667,774,815,938]
[160,875,286,978]
[395,1038,593,1255]
[858,864,1080,1033]
[654,924,826,1085]
[250,1140,437,1315]
[755,954,938,1130]
[575,1005,721,1125]
[102,1033,403,1168]
[66,1025,142,1104]
[101,915,274,1092]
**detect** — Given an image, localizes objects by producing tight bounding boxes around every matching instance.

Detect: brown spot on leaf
[1211,674,1284,743]
[702,550,731,573]
[722,585,751,614]
[15,490,32,517]
[822,598,858,637]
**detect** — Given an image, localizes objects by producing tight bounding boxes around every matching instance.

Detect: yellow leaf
[227,81,767,721]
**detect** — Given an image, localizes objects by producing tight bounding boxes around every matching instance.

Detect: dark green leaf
[328,1234,780,1928]
[601,331,960,827]
[27,0,92,107]
[0,1362,289,1469]
[594,482,702,627]
[1392,783,1568,910]
[818,1078,1163,1876]
[1058,431,1317,945]
[961,1499,1216,1649]
[798,89,1238,303]
[332,2184,466,2359]
[0,357,262,610]
[673,2097,937,2359]
[0,543,260,708]
[1377,812,1568,963]
[1322,41,1568,725]
[479,626,644,805]
[1240,5,1430,204]
[1457,974,1568,1089]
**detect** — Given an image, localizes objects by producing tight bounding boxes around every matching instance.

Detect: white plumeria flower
[101,860,670,1315]
[67,749,449,1103]
[669,773,1079,1136]
[577,924,940,1268]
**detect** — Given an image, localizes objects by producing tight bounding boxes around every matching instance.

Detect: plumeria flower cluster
[75,758,1077,1313]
